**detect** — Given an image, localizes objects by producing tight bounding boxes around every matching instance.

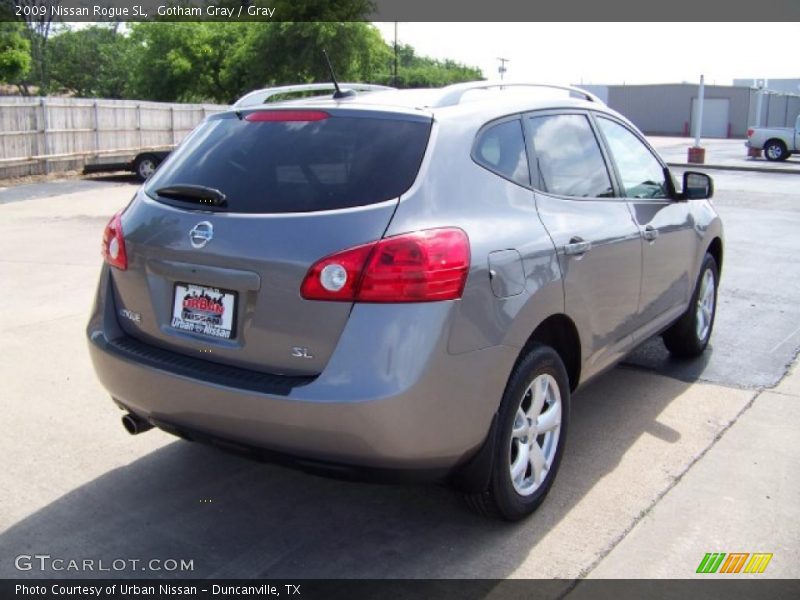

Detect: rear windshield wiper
[153,184,227,207]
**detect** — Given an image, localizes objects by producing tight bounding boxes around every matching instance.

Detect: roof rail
[432,81,604,108]
[233,83,395,108]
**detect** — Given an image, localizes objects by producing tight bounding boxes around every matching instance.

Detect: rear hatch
[110,107,432,376]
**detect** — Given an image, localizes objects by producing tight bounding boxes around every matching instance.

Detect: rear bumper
[87,270,517,472]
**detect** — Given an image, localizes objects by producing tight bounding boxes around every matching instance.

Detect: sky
[373,23,800,88]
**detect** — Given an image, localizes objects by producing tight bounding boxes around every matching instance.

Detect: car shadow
[0,363,700,581]
[623,336,714,383]
[82,173,141,184]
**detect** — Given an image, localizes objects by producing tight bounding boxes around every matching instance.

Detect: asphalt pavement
[0,169,797,582]
[0,176,133,205]
[624,167,800,389]
[651,136,800,174]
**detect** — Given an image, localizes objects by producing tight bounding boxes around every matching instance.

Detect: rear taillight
[300,243,373,301]
[101,211,127,270]
[747,128,754,137]
[301,228,470,303]
[245,110,330,122]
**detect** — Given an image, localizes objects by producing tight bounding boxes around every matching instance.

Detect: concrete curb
[667,162,800,175]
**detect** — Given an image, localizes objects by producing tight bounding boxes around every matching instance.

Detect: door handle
[643,226,659,242]
[564,237,591,256]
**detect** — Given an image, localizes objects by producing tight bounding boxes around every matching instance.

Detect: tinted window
[527,114,613,198]
[145,112,431,214]
[597,118,668,199]
[473,119,530,186]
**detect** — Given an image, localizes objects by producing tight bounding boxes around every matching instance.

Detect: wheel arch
[764,137,787,150]
[134,152,157,163]
[516,314,582,392]
[707,236,723,275]
[452,312,581,494]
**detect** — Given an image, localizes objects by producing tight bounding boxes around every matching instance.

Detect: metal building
[581,83,800,139]
[733,78,800,95]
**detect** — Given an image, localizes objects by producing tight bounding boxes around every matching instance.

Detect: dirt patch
[0,170,86,189]
[0,170,134,189]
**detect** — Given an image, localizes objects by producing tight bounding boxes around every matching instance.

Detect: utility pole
[497,57,509,81]
[688,74,706,164]
[694,74,705,148]
[754,79,767,127]
[393,22,399,87]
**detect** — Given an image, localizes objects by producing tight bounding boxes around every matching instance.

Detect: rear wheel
[663,253,719,357]
[134,154,158,181]
[764,140,788,162]
[465,345,570,521]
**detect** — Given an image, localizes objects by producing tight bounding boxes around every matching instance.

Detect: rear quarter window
[145,112,432,214]
[472,119,531,186]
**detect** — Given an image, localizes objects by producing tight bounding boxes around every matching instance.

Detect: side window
[597,117,668,199]
[473,119,530,186]
[527,114,613,198]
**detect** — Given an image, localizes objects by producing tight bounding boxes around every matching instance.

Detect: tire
[663,253,719,358]
[763,140,788,162]
[464,345,570,521]
[134,154,158,181]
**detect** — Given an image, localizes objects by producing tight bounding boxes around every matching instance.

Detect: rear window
[145,111,432,214]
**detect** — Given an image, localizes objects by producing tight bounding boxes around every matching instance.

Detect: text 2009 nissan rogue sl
[87,82,722,520]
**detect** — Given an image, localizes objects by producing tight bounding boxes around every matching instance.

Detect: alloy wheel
[695,268,715,341]
[509,373,562,496]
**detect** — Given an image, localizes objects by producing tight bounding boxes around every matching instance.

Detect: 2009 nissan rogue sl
[87,81,722,520]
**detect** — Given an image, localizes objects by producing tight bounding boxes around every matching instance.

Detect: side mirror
[682,171,714,200]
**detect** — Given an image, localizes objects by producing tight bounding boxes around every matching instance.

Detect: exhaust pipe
[122,413,153,435]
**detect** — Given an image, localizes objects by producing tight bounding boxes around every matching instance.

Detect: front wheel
[464,345,570,521]
[663,253,719,357]
[764,140,788,162]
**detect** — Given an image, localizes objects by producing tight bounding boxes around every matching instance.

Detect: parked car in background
[745,115,800,161]
[83,150,172,181]
[87,81,723,520]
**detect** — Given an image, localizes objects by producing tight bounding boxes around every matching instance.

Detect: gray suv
[87,82,722,520]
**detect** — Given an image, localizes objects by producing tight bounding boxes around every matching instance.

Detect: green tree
[48,26,134,98]
[8,0,60,95]
[0,21,31,85]
[384,44,482,88]
[127,22,394,104]
[128,22,248,102]
[220,22,392,100]
[103,21,481,104]
[124,0,380,103]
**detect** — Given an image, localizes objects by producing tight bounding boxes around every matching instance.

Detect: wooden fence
[0,96,228,179]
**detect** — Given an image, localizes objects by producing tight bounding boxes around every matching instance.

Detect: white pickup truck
[746,115,800,161]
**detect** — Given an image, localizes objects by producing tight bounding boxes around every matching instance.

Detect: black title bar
[3,0,800,22]
[4,579,800,600]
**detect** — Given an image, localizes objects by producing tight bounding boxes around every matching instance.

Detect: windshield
[145,111,432,214]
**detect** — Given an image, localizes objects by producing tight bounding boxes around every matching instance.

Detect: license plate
[171,283,237,340]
